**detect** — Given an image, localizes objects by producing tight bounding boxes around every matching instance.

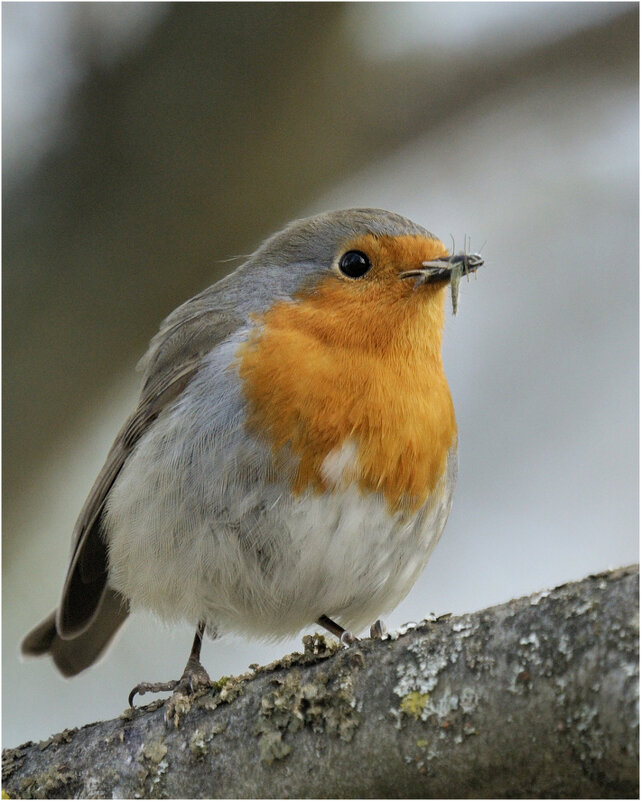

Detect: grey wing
[56,281,245,639]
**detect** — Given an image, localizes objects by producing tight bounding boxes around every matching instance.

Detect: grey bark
[3,566,638,799]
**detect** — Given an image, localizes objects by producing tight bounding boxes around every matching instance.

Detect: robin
[22,208,482,719]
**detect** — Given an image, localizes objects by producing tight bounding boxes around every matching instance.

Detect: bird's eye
[338,250,371,278]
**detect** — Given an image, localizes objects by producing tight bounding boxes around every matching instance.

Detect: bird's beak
[400,252,484,286]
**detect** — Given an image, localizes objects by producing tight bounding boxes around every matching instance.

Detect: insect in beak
[400,252,484,314]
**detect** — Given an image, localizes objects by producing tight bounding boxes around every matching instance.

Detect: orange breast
[236,234,457,513]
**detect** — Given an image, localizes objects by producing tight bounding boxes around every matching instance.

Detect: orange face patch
[236,234,457,513]
[341,233,450,282]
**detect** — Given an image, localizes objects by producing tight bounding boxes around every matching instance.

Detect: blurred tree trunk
[3,567,638,799]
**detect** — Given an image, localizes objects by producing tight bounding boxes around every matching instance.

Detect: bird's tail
[21,588,129,677]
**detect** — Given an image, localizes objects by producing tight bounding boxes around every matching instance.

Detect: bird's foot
[163,656,212,727]
[369,619,387,639]
[128,679,179,707]
[129,654,212,727]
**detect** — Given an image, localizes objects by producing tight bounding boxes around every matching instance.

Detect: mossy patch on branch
[255,649,363,764]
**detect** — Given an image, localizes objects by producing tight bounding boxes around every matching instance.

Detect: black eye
[338,250,371,278]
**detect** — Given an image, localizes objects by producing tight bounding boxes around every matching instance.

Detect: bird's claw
[128,654,212,728]
[129,680,179,708]
[370,619,387,639]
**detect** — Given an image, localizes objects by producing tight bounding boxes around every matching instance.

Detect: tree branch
[3,566,638,799]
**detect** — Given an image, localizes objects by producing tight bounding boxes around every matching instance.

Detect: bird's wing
[57,282,245,638]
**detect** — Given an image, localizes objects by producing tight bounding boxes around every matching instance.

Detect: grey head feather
[139,208,435,388]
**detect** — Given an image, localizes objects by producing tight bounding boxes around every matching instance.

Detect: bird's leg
[317,614,359,645]
[128,622,211,708]
[173,621,211,693]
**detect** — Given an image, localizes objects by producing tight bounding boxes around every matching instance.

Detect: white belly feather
[104,340,457,639]
[105,429,456,639]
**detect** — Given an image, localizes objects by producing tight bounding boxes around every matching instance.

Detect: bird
[22,208,482,718]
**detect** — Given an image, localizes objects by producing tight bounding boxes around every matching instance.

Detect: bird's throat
[237,279,456,512]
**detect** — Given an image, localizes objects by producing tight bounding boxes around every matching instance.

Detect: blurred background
[3,2,638,748]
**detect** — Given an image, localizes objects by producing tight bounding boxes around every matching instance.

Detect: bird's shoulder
[138,272,248,397]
